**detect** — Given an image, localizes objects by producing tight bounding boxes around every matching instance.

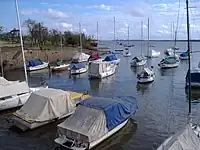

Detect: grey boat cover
[15,88,75,122]
[0,81,29,99]
[58,105,108,143]
[72,52,90,63]
[157,125,200,150]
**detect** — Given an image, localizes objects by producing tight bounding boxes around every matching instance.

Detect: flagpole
[15,0,28,82]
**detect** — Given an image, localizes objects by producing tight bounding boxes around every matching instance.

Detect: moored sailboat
[131,21,146,67]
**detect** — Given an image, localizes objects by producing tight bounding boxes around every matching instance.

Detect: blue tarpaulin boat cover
[70,63,85,70]
[104,55,118,61]
[26,59,43,67]
[79,96,138,130]
[180,51,188,57]
[186,69,200,83]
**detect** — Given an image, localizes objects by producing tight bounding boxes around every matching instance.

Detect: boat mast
[113,16,116,51]
[15,0,28,83]
[186,0,191,114]
[141,21,143,56]
[97,21,99,49]
[147,18,150,57]
[127,25,129,46]
[79,22,82,53]
[0,47,4,77]
[60,33,63,60]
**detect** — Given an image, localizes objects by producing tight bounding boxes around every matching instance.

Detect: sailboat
[130,21,147,67]
[158,48,180,68]
[137,19,155,83]
[69,22,88,75]
[157,1,200,149]
[104,17,120,65]
[123,26,131,57]
[146,18,160,58]
[51,34,69,71]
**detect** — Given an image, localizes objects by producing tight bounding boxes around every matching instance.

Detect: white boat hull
[27,62,49,71]
[52,64,69,71]
[158,62,179,69]
[138,76,155,83]
[131,59,147,67]
[0,93,30,111]
[70,67,88,75]
[54,119,128,150]
[89,65,116,79]
[123,52,131,57]
[0,87,46,111]
[13,111,74,131]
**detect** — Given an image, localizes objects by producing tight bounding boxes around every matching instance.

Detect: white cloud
[143,24,147,29]
[87,4,112,11]
[21,8,40,15]
[82,28,87,33]
[56,22,73,31]
[47,9,68,19]
[40,2,61,7]
[162,24,168,29]
[18,0,200,40]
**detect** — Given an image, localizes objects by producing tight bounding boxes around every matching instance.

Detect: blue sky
[1,0,200,40]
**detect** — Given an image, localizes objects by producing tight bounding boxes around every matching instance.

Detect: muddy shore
[0,46,93,71]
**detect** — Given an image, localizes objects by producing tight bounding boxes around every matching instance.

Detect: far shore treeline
[0,19,96,49]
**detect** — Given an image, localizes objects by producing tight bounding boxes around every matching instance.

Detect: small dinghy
[88,61,117,79]
[12,88,76,131]
[104,54,120,65]
[0,77,47,111]
[69,63,88,75]
[26,59,49,72]
[51,60,69,72]
[186,68,200,88]
[158,56,180,69]
[180,50,189,60]
[54,96,138,150]
[157,125,200,150]
[130,56,147,67]
[123,50,131,57]
[137,67,155,83]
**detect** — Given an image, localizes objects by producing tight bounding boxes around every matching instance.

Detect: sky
[1,0,200,40]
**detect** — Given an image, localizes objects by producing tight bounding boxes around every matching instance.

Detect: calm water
[1,41,200,150]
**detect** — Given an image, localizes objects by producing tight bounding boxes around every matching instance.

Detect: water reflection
[89,75,115,92]
[159,68,177,77]
[136,82,152,95]
[130,66,144,75]
[94,120,137,150]
[185,87,200,102]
